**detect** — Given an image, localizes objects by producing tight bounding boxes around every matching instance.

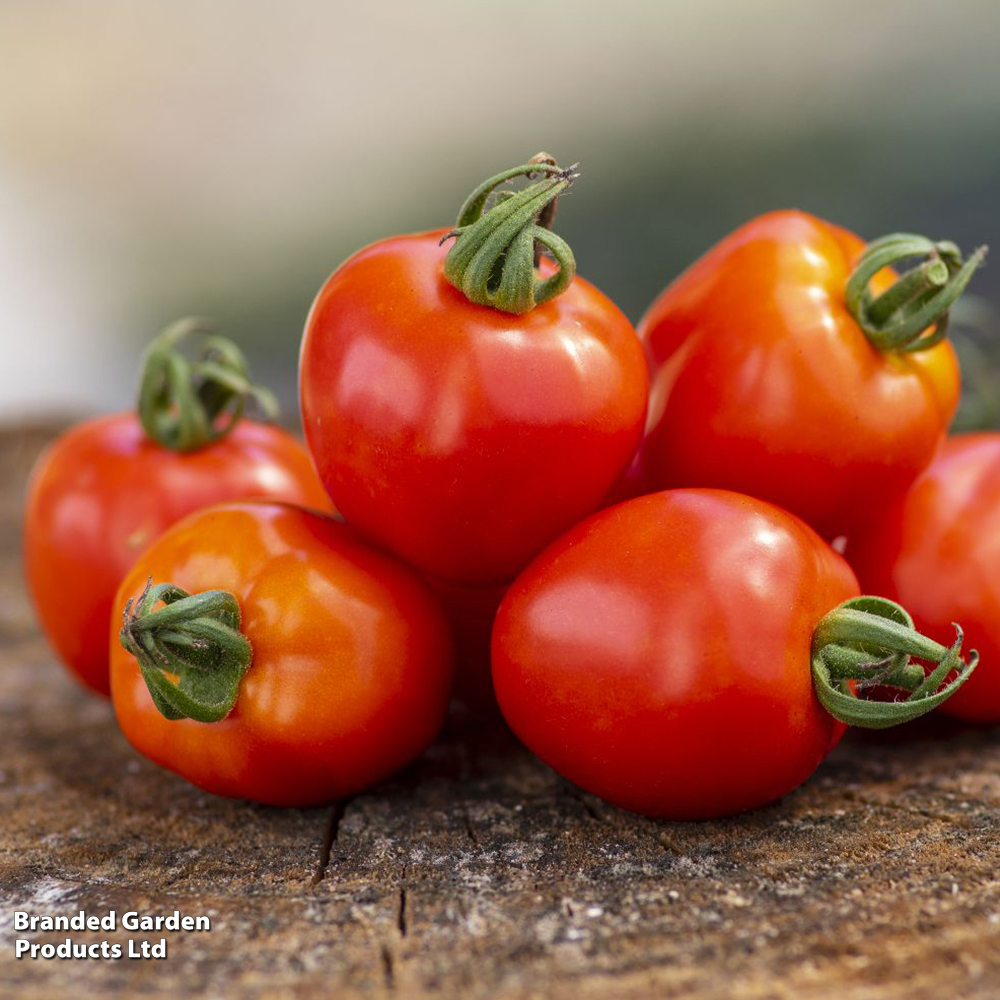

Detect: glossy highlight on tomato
[637,211,964,539]
[848,433,1000,723]
[492,489,859,819]
[110,502,453,806]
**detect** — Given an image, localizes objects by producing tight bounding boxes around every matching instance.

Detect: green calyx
[138,317,279,452]
[811,596,977,728]
[441,154,579,315]
[846,233,987,352]
[119,578,253,723]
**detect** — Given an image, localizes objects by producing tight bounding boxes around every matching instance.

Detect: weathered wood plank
[2,424,1000,1000]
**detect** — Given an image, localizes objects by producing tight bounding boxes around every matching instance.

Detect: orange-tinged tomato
[110,502,453,806]
[637,211,961,539]
[25,413,330,695]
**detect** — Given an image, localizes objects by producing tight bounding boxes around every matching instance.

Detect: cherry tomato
[111,502,453,806]
[637,212,982,539]
[848,433,1000,722]
[492,490,859,819]
[24,321,330,696]
[300,159,648,584]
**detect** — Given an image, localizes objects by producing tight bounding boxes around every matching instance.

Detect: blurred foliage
[173,112,1000,409]
[1,0,998,417]
[952,297,1000,432]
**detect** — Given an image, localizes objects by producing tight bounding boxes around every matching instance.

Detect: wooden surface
[3,424,1000,1000]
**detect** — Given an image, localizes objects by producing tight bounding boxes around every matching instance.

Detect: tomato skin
[300,231,649,584]
[24,413,331,696]
[423,575,507,718]
[601,453,652,508]
[110,502,453,806]
[492,489,858,819]
[637,211,960,539]
[847,433,1000,723]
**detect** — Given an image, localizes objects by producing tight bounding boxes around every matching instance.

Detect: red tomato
[110,502,453,806]
[25,413,330,696]
[424,575,507,719]
[601,453,652,509]
[848,433,1000,722]
[492,490,859,819]
[637,211,972,539]
[300,230,648,584]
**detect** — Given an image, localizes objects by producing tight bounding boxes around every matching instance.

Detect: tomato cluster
[25,158,990,818]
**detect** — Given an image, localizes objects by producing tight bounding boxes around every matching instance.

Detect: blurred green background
[1,0,998,422]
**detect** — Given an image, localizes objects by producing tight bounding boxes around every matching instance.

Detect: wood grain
[2,424,1000,1000]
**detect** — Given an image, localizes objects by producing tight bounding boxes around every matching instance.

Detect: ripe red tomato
[637,211,982,539]
[848,433,1000,722]
[300,160,648,584]
[423,575,507,719]
[110,502,453,806]
[492,490,860,819]
[25,414,330,695]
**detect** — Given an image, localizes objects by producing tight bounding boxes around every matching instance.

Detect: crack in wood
[310,798,347,885]
[397,887,408,937]
[380,944,395,991]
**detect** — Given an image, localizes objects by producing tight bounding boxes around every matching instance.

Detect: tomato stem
[119,577,253,723]
[440,156,579,315]
[845,234,987,353]
[811,595,977,728]
[528,151,559,267]
[137,318,279,452]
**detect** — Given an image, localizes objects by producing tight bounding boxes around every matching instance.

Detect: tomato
[424,575,507,719]
[493,490,861,818]
[300,159,648,584]
[637,212,984,539]
[24,321,330,696]
[847,433,1000,722]
[110,502,453,806]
